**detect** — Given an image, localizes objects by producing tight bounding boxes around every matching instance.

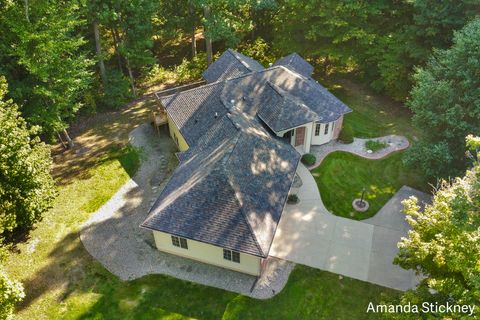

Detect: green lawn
[312,151,428,220]
[52,264,398,320]
[307,78,430,220]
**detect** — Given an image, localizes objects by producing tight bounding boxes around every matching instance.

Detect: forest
[0,0,479,319]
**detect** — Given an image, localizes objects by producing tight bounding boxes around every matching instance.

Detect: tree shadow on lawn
[16,225,395,320]
[51,98,157,187]
[16,230,236,320]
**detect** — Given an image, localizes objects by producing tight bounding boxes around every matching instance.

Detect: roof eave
[139,223,266,258]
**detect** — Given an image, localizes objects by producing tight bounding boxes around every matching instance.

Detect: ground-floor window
[315,123,321,136]
[171,235,188,249]
[223,249,240,263]
[324,123,330,135]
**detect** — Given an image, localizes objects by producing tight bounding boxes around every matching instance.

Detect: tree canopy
[403,18,480,180]
[393,135,480,318]
[0,76,56,236]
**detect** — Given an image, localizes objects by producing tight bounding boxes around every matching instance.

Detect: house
[141,50,351,276]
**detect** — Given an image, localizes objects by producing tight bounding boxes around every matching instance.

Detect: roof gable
[202,49,264,83]
[257,82,320,132]
[273,53,314,77]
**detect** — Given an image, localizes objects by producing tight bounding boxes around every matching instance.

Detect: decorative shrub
[339,124,354,143]
[287,194,299,204]
[365,140,388,152]
[301,153,316,166]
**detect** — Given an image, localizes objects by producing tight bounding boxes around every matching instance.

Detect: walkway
[309,135,409,169]
[80,124,294,299]
[271,144,430,291]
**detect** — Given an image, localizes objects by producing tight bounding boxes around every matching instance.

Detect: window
[223,249,240,263]
[315,123,321,136]
[324,123,330,135]
[171,235,188,249]
[232,251,240,263]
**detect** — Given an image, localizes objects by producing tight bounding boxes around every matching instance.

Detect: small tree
[0,77,56,236]
[393,135,480,318]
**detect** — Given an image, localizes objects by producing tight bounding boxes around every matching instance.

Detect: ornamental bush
[301,153,316,166]
[365,140,388,152]
[339,124,354,143]
[287,194,299,204]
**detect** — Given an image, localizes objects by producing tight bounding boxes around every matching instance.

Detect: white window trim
[171,235,188,249]
[223,249,240,263]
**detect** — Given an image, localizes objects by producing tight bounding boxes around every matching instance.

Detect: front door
[295,127,305,146]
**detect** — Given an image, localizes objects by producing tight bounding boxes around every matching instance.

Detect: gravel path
[309,135,409,169]
[80,123,294,299]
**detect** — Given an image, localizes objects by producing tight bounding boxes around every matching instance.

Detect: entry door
[295,127,305,146]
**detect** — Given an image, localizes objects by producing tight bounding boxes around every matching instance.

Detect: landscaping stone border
[308,135,409,169]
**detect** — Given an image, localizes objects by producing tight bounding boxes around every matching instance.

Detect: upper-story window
[324,123,330,135]
[171,235,188,249]
[315,123,321,136]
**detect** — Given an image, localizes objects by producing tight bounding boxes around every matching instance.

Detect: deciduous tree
[0,76,56,235]
[392,135,480,318]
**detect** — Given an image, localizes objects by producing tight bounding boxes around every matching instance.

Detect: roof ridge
[222,135,266,257]
[158,80,224,107]
[266,81,284,97]
[227,48,262,71]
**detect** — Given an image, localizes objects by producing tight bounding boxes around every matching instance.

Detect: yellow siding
[167,114,189,152]
[153,231,262,275]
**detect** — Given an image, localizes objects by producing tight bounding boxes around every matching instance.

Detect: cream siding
[311,121,334,145]
[167,114,189,152]
[152,230,262,276]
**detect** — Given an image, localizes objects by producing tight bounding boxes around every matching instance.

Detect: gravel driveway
[80,124,294,299]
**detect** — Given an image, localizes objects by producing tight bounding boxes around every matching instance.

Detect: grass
[365,140,388,152]
[46,264,399,320]
[326,78,423,141]
[224,266,398,320]
[5,81,403,319]
[80,145,141,213]
[312,151,428,220]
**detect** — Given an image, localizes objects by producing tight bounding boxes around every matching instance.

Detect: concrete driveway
[270,164,430,291]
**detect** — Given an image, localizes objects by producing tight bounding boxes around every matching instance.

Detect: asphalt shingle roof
[202,49,265,83]
[146,51,352,258]
[256,82,320,132]
[142,112,300,257]
[273,53,314,77]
